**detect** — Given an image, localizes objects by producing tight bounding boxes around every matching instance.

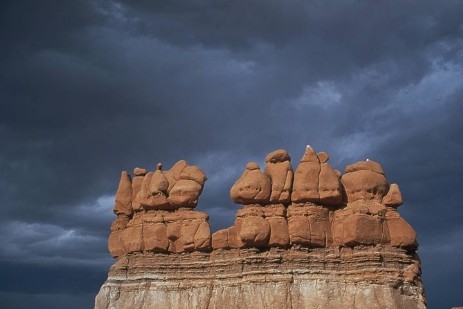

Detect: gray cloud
[1,0,463,308]
[0,292,96,309]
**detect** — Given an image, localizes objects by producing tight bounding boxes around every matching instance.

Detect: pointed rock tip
[301,145,319,162]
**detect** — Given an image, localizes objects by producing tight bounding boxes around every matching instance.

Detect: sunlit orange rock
[291,146,320,203]
[114,171,133,216]
[264,149,293,204]
[341,160,388,203]
[230,162,271,205]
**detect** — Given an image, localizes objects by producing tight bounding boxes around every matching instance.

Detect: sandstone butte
[95,146,426,309]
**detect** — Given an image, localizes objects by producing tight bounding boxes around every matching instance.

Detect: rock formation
[96,147,426,309]
[107,161,210,257]
[230,162,271,205]
[264,149,293,204]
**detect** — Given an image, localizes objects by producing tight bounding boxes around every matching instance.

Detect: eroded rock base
[95,246,426,309]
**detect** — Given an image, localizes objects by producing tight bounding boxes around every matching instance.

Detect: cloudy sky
[1,0,462,308]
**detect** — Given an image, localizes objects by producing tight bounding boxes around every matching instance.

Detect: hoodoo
[95,147,426,309]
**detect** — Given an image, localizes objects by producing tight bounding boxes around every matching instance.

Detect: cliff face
[95,147,426,309]
[96,248,425,309]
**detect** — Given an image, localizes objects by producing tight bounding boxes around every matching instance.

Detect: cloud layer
[1,0,463,307]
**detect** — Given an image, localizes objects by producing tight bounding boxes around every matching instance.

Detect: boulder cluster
[212,146,416,250]
[108,160,211,257]
[108,146,417,258]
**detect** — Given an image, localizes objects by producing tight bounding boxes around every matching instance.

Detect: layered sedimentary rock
[96,247,424,309]
[96,147,426,309]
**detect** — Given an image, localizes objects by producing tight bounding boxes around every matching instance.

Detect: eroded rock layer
[96,248,425,309]
[96,147,426,309]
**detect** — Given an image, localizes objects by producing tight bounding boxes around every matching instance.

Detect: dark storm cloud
[116,0,462,82]
[0,292,96,309]
[1,0,463,308]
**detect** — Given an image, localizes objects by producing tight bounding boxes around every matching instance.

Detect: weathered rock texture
[108,161,210,257]
[96,248,425,309]
[96,148,426,309]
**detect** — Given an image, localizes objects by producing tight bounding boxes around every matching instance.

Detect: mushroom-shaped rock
[114,171,133,216]
[291,146,321,203]
[230,162,271,205]
[264,149,293,204]
[164,160,188,192]
[137,165,171,210]
[168,180,203,208]
[341,160,389,203]
[383,183,403,207]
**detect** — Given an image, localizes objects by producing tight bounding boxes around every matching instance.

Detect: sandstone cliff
[95,147,426,309]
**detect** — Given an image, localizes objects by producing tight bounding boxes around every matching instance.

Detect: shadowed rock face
[97,147,426,309]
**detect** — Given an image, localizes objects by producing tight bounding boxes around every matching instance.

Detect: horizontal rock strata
[95,247,425,309]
